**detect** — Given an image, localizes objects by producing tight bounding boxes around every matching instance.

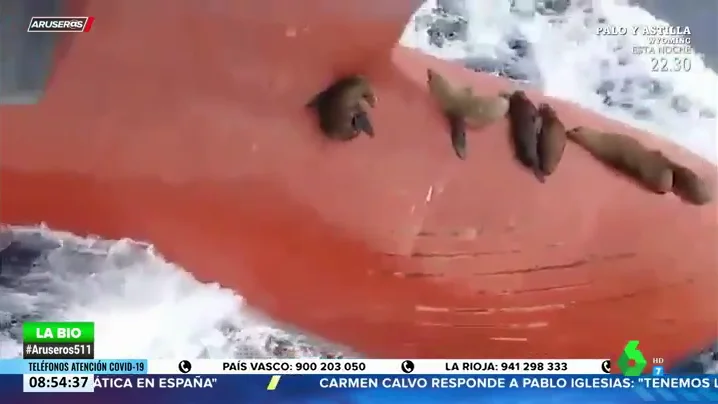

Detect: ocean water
[1,0,716,366]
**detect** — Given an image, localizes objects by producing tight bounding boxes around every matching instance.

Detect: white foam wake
[1,0,716,362]
[0,226,345,359]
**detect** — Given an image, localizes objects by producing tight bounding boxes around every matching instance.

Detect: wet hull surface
[1,0,716,362]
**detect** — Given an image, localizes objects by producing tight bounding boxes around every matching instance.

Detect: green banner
[23,322,95,343]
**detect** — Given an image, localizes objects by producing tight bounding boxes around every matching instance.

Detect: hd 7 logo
[27,16,95,33]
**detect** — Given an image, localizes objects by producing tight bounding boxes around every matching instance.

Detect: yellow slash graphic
[267,375,282,391]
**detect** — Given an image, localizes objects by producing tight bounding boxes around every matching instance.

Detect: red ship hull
[1,0,716,363]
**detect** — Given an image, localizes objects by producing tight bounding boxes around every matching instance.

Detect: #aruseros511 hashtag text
[25,343,94,360]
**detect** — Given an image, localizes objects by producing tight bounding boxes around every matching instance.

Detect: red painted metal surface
[1,0,716,362]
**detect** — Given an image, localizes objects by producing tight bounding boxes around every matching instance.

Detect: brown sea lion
[307,75,376,141]
[427,69,509,160]
[505,90,544,182]
[566,127,673,194]
[665,160,713,205]
[536,103,567,176]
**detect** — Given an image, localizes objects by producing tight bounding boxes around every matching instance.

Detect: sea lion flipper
[669,162,713,205]
[448,115,467,160]
[309,75,375,141]
[427,69,468,160]
[352,110,375,138]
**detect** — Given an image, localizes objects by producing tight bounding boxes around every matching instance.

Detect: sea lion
[307,75,376,141]
[566,127,674,194]
[426,68,509,159]
[505,90,544,182]
[536,103,567,176]
[665,160,713,205]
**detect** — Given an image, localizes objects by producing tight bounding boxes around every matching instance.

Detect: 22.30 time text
[651,57,692,72]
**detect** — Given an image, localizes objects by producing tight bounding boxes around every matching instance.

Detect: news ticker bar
[1,359,610,375]
[17,374,718,394]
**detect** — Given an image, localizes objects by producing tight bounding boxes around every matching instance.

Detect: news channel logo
[617,340,665,376]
